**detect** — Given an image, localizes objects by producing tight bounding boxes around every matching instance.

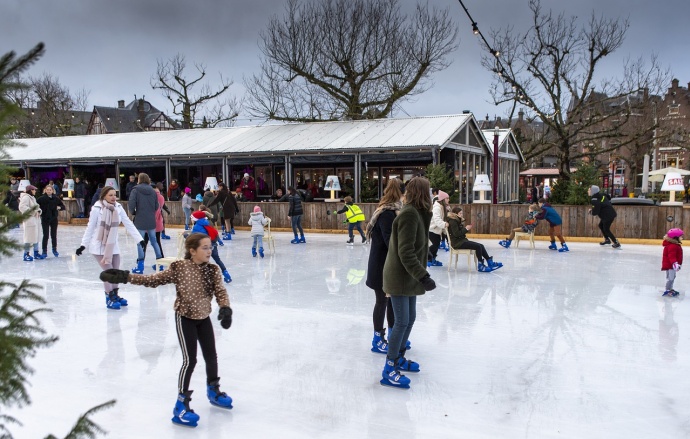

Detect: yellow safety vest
[345,204,365,223]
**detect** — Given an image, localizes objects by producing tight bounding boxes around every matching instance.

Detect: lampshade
[17,179,31,192]
[204,177,219,191]
[62,179,75,191]
[104,178,120,191]
[324,175,341,191]
[473,174,492,192]
[661,172,685,191]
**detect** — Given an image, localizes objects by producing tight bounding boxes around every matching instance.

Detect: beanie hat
[25,185,37,191]
[668,228,684,239]
[184,187,191,193]
[191,211,206,221]
[437,190,449,202]
[253,205,261,213]
[244,173,250,178]
[590,185,600,194]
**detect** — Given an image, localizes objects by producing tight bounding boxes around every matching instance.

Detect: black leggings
[458,241,491,264]
[373,288,394,331]
[428,232,441,261]
[598,218,617,242]
[41,218,58,252]
[175,314,218,393]
[142,231,164,258]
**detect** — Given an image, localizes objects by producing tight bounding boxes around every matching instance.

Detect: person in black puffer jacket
[589,185,620,249]
[287,186,305,243]
[36,185,66,257]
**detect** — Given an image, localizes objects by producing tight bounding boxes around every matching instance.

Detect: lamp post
[492,126,499,204]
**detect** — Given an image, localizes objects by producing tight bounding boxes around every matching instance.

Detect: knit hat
[437,190,449,201]
[191,211,206,221]
[25,185,37,191]
[253,205,261,213]
[244,173,250,178]
[184,187,191,193]
[590,185,600,194]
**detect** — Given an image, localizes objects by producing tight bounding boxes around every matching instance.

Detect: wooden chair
[514,231,535,249]
[444,227,477,272]
[154,233,186,270]
[264,218,276,255]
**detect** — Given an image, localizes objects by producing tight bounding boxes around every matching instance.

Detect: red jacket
[661,238,683,270]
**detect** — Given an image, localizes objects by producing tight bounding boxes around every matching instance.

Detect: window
[669,104,680,115]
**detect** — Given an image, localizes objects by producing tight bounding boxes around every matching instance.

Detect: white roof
[7,114,473,162]
[481,128,525,162]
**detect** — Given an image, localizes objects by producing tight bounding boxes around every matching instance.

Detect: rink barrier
[58,200,690,241]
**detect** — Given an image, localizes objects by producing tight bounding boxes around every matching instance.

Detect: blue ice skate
[33,250,46,260]
[380,359,411,389]
[478,262,494,272]
[252,247,257,257]
[498,239,511,248]
[206,379,233,409]
[22,252,33,262]
[52,248,59,257]
[371,330,388,354]
[161,233,171,240]
[558,243,569,252]
[131,259,144,274]
[299,235,306,243]
[222,233,232,241]
[105,291,121,310]
[259,247,264,258]
[487,258,503,270]
[395,355,420,373]
[222,270,232,283]
[110,288,128,306]
[172,391,200,427]
[548,242,558,250]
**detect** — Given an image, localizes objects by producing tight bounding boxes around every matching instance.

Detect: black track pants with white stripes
[175,313,219,393]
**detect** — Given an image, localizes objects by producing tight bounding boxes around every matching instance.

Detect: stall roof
[7,114,476,162]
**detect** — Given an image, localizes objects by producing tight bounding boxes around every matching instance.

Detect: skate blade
[371,347,388,354]
[209,401,234,410]
[379,378,410,389]
[171,418,198,428]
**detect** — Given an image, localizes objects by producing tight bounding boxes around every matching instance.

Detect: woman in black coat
[36,185,65,257]
[287,186,305,244]
[208,182,240,239]
[365,178,405,354]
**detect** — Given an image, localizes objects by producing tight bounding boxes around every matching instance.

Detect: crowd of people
[3,172,683,427]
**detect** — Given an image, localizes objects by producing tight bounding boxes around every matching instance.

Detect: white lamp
[472,174,492,204]
[17,179,31,192]
[204,177,219,191]
[62,178,75,199]
[104,178,120,191]
[660,172,685,206]
[324,175,341,203]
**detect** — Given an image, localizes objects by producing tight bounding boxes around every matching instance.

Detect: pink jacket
[155,193,165,232]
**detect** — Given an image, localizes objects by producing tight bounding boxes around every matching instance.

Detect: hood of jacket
[249,212,265,220]
[134,183,156,197]
[663,236,682,246]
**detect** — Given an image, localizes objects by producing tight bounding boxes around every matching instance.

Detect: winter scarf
[96,201,120,264]
[365,200,403,240]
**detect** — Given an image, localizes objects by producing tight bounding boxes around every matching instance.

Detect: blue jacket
[536,202,562,226]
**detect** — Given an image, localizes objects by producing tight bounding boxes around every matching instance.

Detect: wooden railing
[59,200,688,240]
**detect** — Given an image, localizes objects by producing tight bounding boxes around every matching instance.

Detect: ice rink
[4,225,689,439]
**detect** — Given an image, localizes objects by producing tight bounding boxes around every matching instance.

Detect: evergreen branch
[44,400,116,439]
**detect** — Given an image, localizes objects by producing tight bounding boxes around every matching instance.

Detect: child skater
[447,207,503,272]
[536,198,568,252]
[499,203,540,248]
[333,196,367,244]
[662,228,683,297]
[248,205,270,257]
[77,186,144,310]
[98,233,234,428]
[190,210,232,283]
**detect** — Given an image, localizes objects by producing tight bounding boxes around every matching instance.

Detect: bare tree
[151,54,240,129]
[245,0,458,122]
[481,0,670,180]
[6,73,89,138]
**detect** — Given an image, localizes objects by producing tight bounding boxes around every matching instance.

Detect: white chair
[514,231,535,249]
[154,233,186,270]
[444,227,477,272]
[264,218,276,255]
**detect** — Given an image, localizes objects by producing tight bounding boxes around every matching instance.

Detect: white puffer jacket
[429,200,447,235]
[81,200,142,256]
[248,212,269,236]
[18,192,42,244]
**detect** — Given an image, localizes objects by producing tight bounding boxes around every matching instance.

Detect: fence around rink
[57,200,688,241]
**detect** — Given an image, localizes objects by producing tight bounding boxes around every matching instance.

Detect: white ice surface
[3,226,689,439]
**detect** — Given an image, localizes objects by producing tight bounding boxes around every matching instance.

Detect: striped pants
[175,314,219,393]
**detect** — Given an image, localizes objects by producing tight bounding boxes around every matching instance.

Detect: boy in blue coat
[190,210,232,283]
[536,198,568,252]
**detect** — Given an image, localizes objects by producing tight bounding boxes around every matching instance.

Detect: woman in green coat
[380,177,437,389]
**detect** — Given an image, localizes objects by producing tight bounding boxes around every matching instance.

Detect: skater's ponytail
[184,233,210,259]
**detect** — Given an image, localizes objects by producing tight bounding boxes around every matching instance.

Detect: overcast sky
[1,0,687,126]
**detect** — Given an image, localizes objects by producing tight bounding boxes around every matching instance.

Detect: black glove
[76,245,85,256]
[218,306,233,329]
[420,273,436,291]
[99,269,130,284]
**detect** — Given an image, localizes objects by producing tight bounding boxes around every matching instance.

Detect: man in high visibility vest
[333,196,367,244]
